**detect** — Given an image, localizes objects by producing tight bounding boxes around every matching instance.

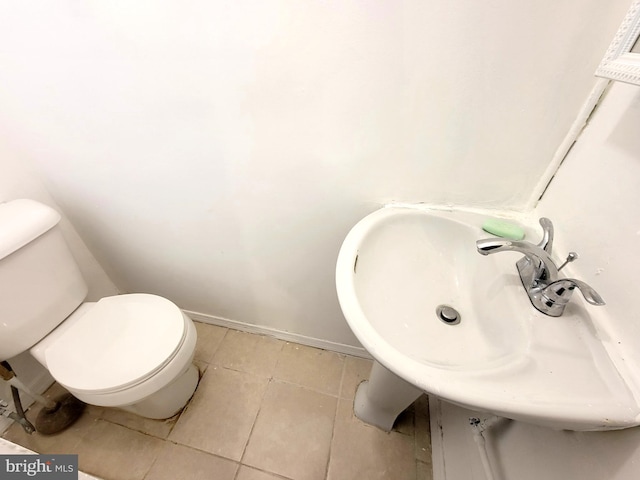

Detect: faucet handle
[537,218,554,254]
[562,279,605,305]
[538,278,605,316]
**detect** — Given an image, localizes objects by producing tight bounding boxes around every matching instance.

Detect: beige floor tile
[168,366,268,461]
[327,398,416,480]
[273,343,344,396]
[100,407,179,439]
[193,322,228,363]
[212,330,284,377]
[340,356,372,399]
[145,442,238,480]
[236,465,293,480]
[75,419,164,480]
[243,381,337,480]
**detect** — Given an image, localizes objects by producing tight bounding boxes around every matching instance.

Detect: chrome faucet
[476,218,605,317]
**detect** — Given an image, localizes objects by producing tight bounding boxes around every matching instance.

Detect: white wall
[0,1,629,347]
[538,80,640,408]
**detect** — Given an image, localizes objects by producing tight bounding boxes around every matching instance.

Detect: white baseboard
[183,310,370,359]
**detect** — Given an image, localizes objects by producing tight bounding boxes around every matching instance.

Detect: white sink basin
[336,206,640,431]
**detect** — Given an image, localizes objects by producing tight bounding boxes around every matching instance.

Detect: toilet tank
[0,199,88,361]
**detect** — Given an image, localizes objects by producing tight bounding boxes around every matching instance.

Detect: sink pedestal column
[354,360,423,431]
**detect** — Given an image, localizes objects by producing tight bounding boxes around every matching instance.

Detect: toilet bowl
[30,294,199,419]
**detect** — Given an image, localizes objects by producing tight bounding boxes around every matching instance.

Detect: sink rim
[336,205,640,431]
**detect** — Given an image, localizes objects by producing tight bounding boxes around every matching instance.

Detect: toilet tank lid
[0,199,61,260]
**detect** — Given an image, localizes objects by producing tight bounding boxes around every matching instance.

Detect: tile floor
[2,322,433,480]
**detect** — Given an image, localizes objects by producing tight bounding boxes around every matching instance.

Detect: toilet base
[119,363,199,419]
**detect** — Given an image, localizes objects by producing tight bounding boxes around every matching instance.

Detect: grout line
[265,377,341,399]
[235,464,295,480]
[337,353,348,400]
[162,437,240,464]
[147,438,247,480]
[323,394,341,480]
[323,360,348,480]
[139,441,162,480]
[236,376,273,473]
[206,325,230,364]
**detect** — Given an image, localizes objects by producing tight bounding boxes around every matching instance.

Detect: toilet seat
[44,294,187,395]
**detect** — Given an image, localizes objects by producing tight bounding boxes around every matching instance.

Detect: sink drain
[436,305,460,325]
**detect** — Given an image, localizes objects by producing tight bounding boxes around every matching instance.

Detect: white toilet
[0,199,199,419]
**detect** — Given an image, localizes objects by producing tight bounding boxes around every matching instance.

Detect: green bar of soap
[481,218,525,240]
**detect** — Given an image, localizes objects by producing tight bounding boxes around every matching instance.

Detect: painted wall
[0,1,629,347]
[537,80,640,404]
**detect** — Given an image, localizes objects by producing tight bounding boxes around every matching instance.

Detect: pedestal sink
[336,205,640,431]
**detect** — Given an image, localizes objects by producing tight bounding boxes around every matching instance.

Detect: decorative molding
[596,0,640,86]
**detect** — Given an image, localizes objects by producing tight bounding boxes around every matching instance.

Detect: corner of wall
[526,78,611,212]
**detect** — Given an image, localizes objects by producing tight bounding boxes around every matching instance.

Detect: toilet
[0,199,199,419]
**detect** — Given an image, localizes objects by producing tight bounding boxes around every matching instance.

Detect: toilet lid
[45,294,186,394]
